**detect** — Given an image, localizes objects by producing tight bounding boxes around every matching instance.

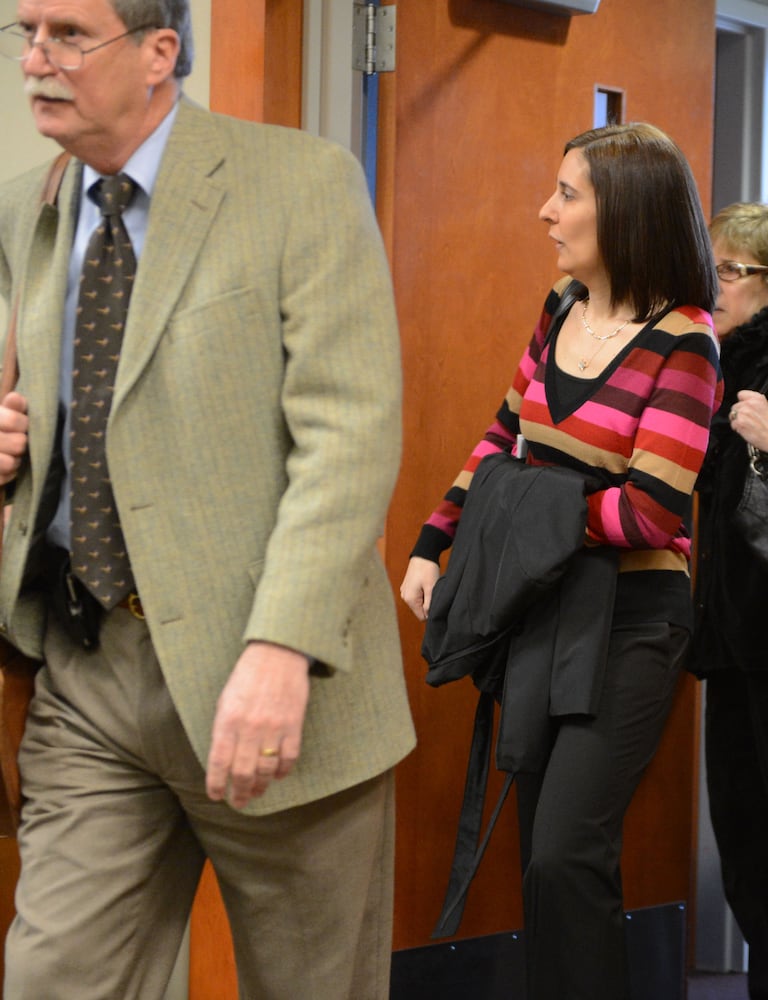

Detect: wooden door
[179,0,721,994]
[378,0,716,952]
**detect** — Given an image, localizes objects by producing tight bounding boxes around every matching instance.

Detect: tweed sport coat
[0,99,415,815]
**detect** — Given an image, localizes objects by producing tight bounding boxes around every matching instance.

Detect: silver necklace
[581,299,631,341]
[578,299,631,371]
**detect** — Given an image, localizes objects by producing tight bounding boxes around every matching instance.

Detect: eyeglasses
[716,260,768,283]
[0,21,157,71]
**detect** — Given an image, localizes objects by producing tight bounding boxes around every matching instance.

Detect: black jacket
[423,449,617,771]
[421,451,618,937]
[691,306,768,675]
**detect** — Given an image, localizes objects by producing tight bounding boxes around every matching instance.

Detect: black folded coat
[421,450,618,937]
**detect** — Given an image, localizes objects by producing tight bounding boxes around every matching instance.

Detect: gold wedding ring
[260,747,279,757]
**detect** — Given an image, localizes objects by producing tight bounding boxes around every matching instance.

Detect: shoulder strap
[430,692,515,939]
[544,278,584,348]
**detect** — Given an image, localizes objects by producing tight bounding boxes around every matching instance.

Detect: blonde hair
[709,203,768,269]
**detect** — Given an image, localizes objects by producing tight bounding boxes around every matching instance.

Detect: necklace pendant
[578,358,588,371]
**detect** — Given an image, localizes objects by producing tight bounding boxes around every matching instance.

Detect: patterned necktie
[69,174,136,609]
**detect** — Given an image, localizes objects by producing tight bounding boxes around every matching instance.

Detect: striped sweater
[413,277,723,627]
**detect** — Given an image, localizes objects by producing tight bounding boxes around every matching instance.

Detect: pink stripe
[610,367,656,395]
[427,512,457,534]
[656,366,716,398]
[613,358,717,402]
[572,399,636,435]
[640,407,710,444]
[591,489,683,550]
[473,438,504,459]
[524,379,548,405]
[518,353,538,382]
[591,490,624,546]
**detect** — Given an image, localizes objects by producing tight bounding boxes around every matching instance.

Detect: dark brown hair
[565,122,717,320]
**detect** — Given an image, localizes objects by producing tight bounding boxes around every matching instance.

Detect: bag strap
[543,278,584,349]
[431,691,515,939]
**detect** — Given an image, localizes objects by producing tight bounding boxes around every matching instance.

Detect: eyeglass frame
[0,21,158,71]
[715,260,768,283]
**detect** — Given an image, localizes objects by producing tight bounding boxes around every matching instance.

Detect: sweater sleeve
[584,310,723,555]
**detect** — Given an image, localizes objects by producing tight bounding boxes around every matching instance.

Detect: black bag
[734,442,768,566]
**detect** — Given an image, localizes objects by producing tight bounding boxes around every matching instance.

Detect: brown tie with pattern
[69,173,136,609]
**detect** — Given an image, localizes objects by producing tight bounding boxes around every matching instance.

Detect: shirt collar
[82,100,180,199]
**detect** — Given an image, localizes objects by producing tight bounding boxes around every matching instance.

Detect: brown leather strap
[40,150,71,208]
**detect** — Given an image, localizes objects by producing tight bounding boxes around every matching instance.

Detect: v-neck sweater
[413,276,723,630]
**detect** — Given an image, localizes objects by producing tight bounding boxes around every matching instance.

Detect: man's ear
[144,28,181,85]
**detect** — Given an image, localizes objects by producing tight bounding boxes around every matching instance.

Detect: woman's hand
[400,556,441,621]
[729,390,768,452]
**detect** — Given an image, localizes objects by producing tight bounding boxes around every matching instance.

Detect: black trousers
[706,670,768,1000]
[515,622,689,1000]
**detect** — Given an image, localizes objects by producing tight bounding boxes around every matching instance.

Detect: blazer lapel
[112,103,226,413]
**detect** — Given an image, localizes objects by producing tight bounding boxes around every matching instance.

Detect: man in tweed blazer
[0,1,415,997]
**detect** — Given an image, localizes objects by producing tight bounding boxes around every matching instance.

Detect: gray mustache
[24,78,74,100]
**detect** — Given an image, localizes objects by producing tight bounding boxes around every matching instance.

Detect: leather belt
[116,592,145,620]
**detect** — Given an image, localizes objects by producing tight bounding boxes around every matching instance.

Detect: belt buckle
[126,593,145,620]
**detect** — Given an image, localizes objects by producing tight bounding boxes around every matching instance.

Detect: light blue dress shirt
[47,102,179,549]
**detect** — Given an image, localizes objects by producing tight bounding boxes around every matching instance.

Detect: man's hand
[0,392,29,485]
[206,641,311,809]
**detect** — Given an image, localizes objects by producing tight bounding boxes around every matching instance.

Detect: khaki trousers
[4,610,396,1000]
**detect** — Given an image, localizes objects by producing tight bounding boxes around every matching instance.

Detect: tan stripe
[521,421,630,474]
[618,549,689,574]
[629,449,699,493]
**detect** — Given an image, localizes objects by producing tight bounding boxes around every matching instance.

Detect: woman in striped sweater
[401,122,722,1000]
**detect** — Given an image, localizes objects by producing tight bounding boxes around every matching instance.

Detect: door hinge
[353,4,396,75]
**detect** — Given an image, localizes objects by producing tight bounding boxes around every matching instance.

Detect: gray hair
[111,0,193,78]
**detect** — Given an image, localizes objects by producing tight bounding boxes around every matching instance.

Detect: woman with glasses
[692,203,768,1000]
